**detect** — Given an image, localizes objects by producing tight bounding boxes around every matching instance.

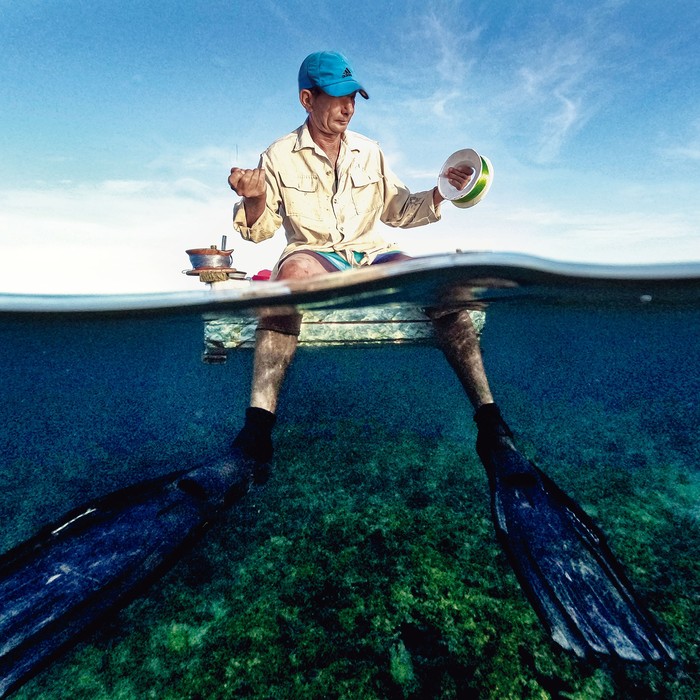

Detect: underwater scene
[0,271,698,698]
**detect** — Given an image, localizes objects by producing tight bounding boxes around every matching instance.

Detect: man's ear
[299,89,313,112]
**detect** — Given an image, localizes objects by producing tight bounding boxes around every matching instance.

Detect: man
[227,50,502,479]
[223,52,676,663]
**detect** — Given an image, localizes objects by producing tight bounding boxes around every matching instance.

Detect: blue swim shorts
[305,250,410,272]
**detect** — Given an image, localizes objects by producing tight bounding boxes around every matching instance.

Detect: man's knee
[259,253,332,337]
[276,252,331,280]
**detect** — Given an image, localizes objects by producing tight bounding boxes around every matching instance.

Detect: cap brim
[322,81,369,99]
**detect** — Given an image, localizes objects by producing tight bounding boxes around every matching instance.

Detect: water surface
[1,255,698,698]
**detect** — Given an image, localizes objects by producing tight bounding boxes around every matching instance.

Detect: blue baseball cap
[298,51,369,99]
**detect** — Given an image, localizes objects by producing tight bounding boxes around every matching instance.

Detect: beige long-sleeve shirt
[233,122,441,266]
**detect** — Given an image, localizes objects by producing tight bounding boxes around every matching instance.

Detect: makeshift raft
[184,243,485,363]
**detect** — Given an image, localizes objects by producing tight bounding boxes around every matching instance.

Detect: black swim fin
[0,458,252,698]
[474,404,676,664]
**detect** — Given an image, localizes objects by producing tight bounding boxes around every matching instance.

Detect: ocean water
[0,257,699,698]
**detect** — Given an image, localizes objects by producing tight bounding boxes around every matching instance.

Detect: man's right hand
[228,167,267,199]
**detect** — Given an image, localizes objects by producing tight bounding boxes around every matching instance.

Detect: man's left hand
[433,166,475,205]
[443,166,474,190]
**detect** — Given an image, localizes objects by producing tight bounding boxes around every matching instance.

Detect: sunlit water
[1,256,698,698]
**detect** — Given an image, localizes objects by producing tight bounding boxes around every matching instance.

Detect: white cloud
[1,166,698,299]
[0,180,283,295]
[147,145,249,174]
[359,1,631,177]
[665,145,700,162]
[389,192,700,265]
[660,119,700,163]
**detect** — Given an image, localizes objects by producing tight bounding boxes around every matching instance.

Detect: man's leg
[375,250,506,447]
[232,253,331,480]
[250,252,339,411]
[374,253,495,412]
[427,307,494,410]
[426,307,511,449]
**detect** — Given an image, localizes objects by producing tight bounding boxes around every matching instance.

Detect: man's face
[301,89,356,137]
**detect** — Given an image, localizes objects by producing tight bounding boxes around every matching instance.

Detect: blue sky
[1,0,699,294]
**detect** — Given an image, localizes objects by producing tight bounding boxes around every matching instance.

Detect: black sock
[232,407,276,463]
[474,403,513,440]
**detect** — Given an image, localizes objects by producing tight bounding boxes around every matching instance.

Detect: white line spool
[437,149,493,208]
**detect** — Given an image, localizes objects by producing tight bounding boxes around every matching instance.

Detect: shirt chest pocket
[279,173,321,219]
[350,170,382,215]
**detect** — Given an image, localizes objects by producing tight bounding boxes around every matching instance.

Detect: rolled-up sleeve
[379,153,441,229]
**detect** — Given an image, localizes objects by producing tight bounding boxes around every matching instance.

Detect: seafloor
[0,299,698,699]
